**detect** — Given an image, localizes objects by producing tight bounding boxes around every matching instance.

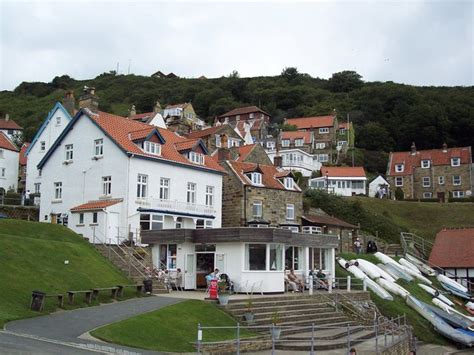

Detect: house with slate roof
[386,143,472,201]
[36,93,225,246]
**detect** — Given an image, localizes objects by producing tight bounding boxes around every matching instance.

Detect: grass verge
[91,300,257,353]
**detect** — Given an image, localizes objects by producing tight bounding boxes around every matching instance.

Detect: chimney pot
[63,90,76,116]
[78,86,99,112]
[410,142,416,155]
[442,142,448,152]
[5,113,9,121]
[129,104,136,118]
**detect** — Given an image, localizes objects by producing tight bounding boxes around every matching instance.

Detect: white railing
[283,160,320,171]
[136,198,216,216]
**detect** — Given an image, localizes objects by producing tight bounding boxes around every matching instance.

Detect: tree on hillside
[327,71,363,92]
[281,67,300,82]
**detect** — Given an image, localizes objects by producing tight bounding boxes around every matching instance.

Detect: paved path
[1,296,182,354]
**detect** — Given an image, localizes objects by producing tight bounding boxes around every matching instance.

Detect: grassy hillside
[305,190,474,242]
[0,219,131,327]
[350,197,474,241]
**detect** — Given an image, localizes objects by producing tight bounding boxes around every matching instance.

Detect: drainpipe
[243,186,247,226]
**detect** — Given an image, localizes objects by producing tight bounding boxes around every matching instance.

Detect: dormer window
[451,157,460,167]
[421,160,430,168]
[188,151,205,165]
[142,141,161,155]
[284,177,294,189]
[395,164,404,173]
[319,128,329,134]
[248,172,262,186]
[294,139,304,147]
[282,139,290,147]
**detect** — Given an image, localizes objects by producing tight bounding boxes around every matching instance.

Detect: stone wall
[0,205,39,221]
[380,334,411,355]
[221,164,245,227]
[238,144,272,165]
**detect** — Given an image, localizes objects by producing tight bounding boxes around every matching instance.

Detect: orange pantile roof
[70,198,123,212]
[19,143,29,165]
[227,161,301,191]
[339,122,349,129]
[131,112,155,121]
[0,118,22,130]
[0,132,18,152]
[388,146,472,176]
[286,116,334,129]
[87,111,224,173]
[321,166,366,178]
[219,106,270,118]
[429,228,474,267]
[187,125,222,139]
[174,139,200,151]
[281,131,312,144]
[302,214,358,229]
[236,144,256,161]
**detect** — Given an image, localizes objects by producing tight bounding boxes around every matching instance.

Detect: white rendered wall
[26,109,71,194]
[0,148,19,192]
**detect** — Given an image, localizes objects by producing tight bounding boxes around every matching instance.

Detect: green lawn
[350,197,474,241]
[91,300,257,353]
[0,219,134,327]
[337,253,474,345]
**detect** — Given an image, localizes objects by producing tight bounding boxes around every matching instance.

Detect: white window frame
[315,142,326,149]
[438,176,445,185]
[78,213,84,225]
[94,138,104,157]
[65,144,73,161]
[159,178,170,200]
[249,172,263,186]
[339,128,346,134]
[395,177,403,187]
[137,174,148,198]
[227,138,240,148]
[281,139,290,147]
[266,141,275,149]
[337,140,347,146]
[423,192,432,199]
[422,177,431,187]
[282,226,299,233]
[249,113,254,119]
[318,154,329,162]
[188,151,205,165]
[187,182,196,204]
[143,141,161,155]
[286,204,295,220]
[215,135,221,147]
[451,157,460,167]
[205,185,214,206]
[319,127,329,134]
[453,191,465,198]
[0,167,5,177]
[421,160,430,168]
[40,141,46,151]
[34,182,41,194]
[284,177,294,190]
[252,200,263,218]
[54,182,62,200]
[56,116,61,125]
[92,212,98,224]
[102,176,112,196]
[395,164,404,173]
[452,175,461,186]
[294,139,304,147]
[302,226,322,234]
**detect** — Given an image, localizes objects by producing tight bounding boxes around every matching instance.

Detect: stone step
[252,313,348,327]
[226,302,329,314]
[230,306,335,318]
[278,320,356,336]
[283,325,366,340]
[227,298,330,309]
[275,329,376,351]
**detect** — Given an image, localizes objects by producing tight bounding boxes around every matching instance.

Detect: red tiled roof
[131,112,155,121]
[187,125,222,139]
[286,116,334,129]
[274,170,292,178]
[281,131,312,144]
[226,161,301,191]
[388,146,471,176]
[302,214,358,229]
[321,166,366,178]
[19,143,29,165]
[70,198,123,212]
[429,228,474,268]
[87,111,224,173]
[0,132,18,152]
[174,139,199,151]
[339,122,349,129]
[219,106,270,118]
[236,144,256,161]
[0,118,22,130]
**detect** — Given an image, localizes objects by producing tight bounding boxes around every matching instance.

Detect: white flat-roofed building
[309,166,367,196]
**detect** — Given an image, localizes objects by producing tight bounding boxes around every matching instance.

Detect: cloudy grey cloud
[0,0,472,90]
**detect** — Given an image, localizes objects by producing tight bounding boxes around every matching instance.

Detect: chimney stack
[217,148,230,162]
[128,104,136,118]
[4,113,9,121]
[78,86,99,113]
[442,142,448,152]
[274,155,283,168]
[153,100,162,113]
[63,90,76,116]
[221,134,228,148]
[410,142,416,155]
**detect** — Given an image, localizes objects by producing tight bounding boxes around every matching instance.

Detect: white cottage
[0,132,19,194]
[25,102,73,197]
[368,175,390,198]
[266,148,322,177]
[37,108,224,244]
[141,227,338,292]
[309,166,367,196]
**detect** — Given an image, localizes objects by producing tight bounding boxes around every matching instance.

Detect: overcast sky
[0,0,472,90]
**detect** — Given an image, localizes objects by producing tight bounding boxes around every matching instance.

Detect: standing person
[354,237,362,255]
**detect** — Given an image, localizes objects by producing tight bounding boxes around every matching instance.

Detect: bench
[116,284,144,297]
[92,287,119,300]
[30,291,64,312]
[67,290,93,305]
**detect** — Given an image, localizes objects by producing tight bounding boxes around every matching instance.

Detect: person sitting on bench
[288,269,304,292]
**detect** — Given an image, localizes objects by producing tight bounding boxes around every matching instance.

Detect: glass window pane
[246,244,266,270]
[269,244,282,271]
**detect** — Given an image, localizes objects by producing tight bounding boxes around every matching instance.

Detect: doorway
[196,252,215,288]
[437,192,445,203]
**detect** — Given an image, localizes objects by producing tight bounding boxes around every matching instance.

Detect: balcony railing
[136,198,216,216]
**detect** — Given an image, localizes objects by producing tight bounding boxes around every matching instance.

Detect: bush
[394,187,404,201]
[448,196,474,203]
